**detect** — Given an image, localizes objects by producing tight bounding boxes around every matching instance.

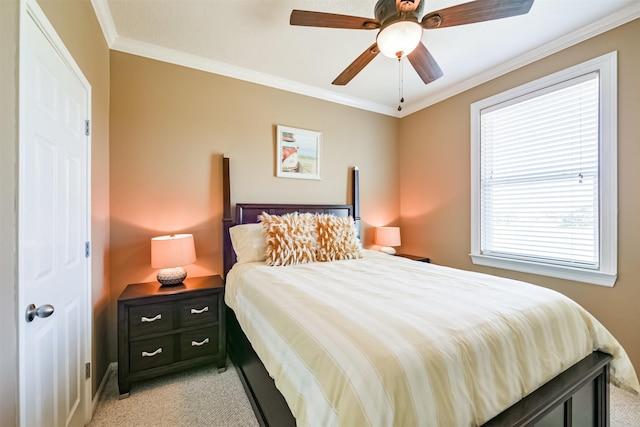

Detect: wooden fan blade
[290,10,380,30]
[407,42,443,84]
[421,0,534,29]
[332,43,380,85]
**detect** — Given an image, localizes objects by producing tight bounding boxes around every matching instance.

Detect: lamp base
[379,246,396,255]
[157,267,187,286]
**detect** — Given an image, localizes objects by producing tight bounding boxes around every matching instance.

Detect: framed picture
[276,125,321,180]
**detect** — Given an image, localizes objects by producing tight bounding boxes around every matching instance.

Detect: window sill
[470,254,616,287]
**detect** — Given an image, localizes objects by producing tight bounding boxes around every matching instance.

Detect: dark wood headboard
[222,157,360,277]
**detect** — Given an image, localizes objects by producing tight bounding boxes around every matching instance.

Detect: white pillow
[229,223,267,264]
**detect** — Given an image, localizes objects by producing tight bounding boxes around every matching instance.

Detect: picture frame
[276,125,321,180]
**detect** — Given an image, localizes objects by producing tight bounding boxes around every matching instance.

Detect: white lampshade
[151,234,196,286]
[376,21,422,58]
[375,227,401,254]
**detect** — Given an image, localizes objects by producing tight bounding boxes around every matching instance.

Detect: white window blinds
[471,52,617,286]
[480,72,600,268]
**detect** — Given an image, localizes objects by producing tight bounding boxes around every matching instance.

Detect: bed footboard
[485,351,611,426]
[227,306,611,427]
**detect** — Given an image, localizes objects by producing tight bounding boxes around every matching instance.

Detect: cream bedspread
[225,250,639,427]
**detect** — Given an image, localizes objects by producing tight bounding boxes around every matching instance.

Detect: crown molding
[90,0,117,46]
[91,0,638,119]
[399,3,640,117]
[110,36,398,117]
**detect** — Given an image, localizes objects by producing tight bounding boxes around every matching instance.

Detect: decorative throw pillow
[316,214,363,262]
[229,223,266,264]
[260,212,317,266]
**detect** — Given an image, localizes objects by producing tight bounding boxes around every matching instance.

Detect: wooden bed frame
[221,157,612,427]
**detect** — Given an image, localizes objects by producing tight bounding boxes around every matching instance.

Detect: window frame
[470,51,617,287]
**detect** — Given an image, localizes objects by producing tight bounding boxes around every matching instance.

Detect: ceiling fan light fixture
[376,21,422,58]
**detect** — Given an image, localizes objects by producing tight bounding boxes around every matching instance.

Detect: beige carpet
[611,385,640,427]
[88,362,259,427]
[89,361,640,426]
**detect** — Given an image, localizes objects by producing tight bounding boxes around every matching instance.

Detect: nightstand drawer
[129,335,175,372]
[180,326,219,360]
[129,302,174,337]
[178,295,218,327]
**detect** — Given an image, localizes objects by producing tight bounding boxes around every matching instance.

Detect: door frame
[17,0,93,424]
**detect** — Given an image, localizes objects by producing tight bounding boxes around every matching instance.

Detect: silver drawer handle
[191,338,209,347]
[190,306,209,314]
[141,314,161,323]
[141,348,162,357]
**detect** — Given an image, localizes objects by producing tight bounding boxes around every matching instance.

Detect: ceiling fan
[290,0,535,86]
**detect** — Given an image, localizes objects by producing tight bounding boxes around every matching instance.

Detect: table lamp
[151,234,196,286]
[374,227,401,255]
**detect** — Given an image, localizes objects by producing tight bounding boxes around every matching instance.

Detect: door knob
[25,303,55,322]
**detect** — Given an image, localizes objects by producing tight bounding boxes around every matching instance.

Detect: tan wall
[37,0,111,396]
[399,20,640,373]
[0,0,19,425]
[108,51,400,361]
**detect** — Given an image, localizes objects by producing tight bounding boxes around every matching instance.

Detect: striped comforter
[225,250,639,427]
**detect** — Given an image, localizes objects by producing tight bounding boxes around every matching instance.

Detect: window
[470,52,617,286]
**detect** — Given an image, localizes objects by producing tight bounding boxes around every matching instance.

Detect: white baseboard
[91,362,117,416]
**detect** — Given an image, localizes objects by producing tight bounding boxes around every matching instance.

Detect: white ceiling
[93,0,639,117]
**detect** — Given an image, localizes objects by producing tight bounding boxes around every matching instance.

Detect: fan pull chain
[398,57,404,111]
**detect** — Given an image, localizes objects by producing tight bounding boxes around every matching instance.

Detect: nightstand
[396,253,431,263]
[117,275,226,398]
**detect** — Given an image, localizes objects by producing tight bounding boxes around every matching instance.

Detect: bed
[221,157,639,427]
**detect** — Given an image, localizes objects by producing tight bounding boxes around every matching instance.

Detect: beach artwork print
[276,125,321,180]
